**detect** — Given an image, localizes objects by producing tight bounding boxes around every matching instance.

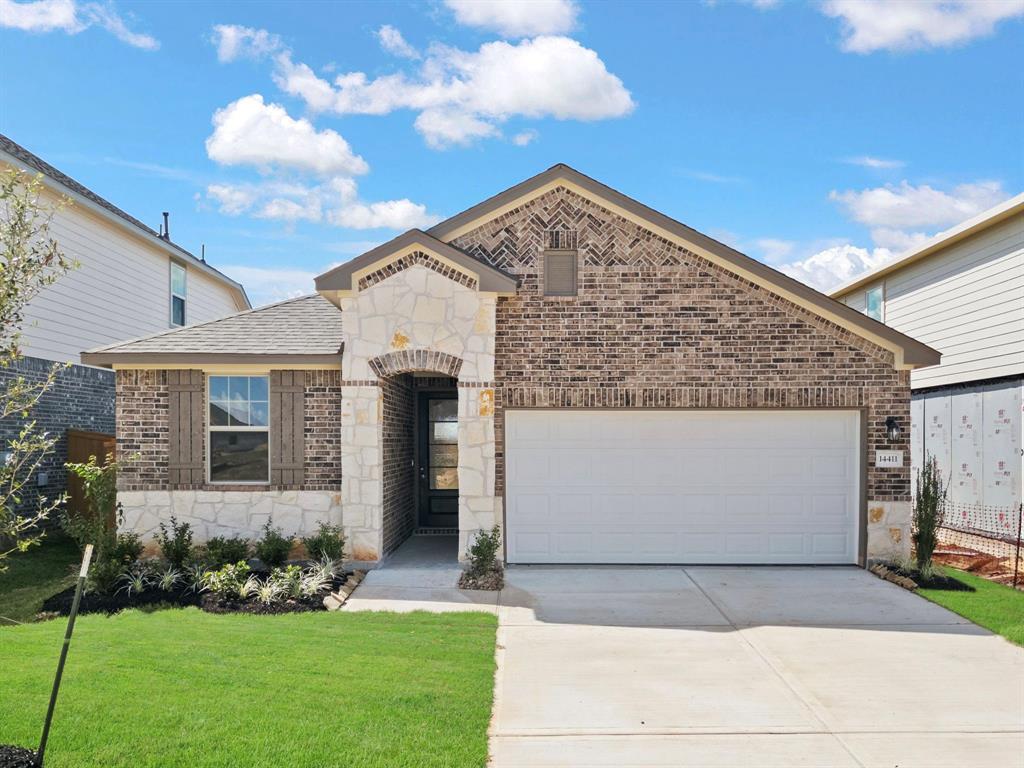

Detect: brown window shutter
[544,250,578,296]
[167,370,205,486]
[270,370,305,486]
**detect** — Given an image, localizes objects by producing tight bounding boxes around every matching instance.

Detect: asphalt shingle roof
[85,295,342,358]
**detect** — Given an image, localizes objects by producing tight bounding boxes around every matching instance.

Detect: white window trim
[206,374,271,485]
[170,261,187,327]
[865,283,885,323]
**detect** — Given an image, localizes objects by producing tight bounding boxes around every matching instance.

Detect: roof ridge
[86,294,325,354]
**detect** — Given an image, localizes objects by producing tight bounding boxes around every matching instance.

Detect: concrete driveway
[344,546,1024,767]
[490,566,1024,768]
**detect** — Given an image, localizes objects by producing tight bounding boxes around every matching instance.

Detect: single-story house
[83,165,940,566]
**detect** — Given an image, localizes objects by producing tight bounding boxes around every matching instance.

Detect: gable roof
[81,295,341,366]
[830,192,1024,299]
[0,133,250,311]
[315,228,518,297]
[428,163,940,369]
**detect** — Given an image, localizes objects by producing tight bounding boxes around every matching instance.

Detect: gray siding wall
[0,355,115,523]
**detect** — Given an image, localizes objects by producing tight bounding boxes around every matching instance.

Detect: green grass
[0,534,79,625]
[0,608,497,767]
[918,566,1024,647]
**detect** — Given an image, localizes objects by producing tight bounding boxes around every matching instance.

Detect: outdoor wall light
[885,416,902,442]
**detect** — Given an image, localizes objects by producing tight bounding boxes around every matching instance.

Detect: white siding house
[0,133,249,519]
[1,136,249,365]
[831,195,1023,512]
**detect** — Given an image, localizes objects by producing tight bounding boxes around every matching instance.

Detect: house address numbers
[875,450,904,468]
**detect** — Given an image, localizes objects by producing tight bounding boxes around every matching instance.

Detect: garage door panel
[506,410,860,565]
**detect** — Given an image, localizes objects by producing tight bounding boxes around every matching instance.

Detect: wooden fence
[65,429,115,522]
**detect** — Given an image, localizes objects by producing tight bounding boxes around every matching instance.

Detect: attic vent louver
[545,229,578,250]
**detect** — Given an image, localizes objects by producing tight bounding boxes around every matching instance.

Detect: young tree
[912,453,947,573]
[0,168,73,569]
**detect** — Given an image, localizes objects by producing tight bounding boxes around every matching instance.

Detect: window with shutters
[543,250,578,296]
[208,375,269,483]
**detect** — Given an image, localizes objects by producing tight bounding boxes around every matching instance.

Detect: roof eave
[315,229,519,298]
[0,147,251,310]
[830,194,1024,298]
[81,352,342,368]
[427,163,941,371]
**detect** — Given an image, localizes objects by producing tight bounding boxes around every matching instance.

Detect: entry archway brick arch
[369,350,463,379]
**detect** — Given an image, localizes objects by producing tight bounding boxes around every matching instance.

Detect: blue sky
[2,0,1022,306]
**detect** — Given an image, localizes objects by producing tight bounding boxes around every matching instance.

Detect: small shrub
[202,561,252,599]
[156,516,194,568]
[156,565,182,592]
[270,564,303,598]
[255,519,293,568]
[913,453,947,572]
[299,568,331,598]
[118,567,149,597]
[253,578,284,606]
[204,536,250,569]
[87,557,124,595]
[109,531,143,564]
[466,525,502,576]
[302,521,345,562]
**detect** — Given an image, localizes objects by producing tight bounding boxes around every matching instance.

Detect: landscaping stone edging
[323,570,367,610]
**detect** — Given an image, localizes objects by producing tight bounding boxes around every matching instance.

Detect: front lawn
[918,566,1024,647]
[0,534,79,625]
[0,608,497,767]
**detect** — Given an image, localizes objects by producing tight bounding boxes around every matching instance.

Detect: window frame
[543,248,579,297]
[206,374,271,486]
[864,284,884,322]
[170,261,187,327]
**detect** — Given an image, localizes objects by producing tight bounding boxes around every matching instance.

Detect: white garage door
[505,409,861,565]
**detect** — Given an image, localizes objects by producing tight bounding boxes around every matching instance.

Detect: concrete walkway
[345,547,1024,767]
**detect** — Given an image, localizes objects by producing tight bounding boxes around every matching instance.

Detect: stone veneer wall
[380,373,415,555]
[339,262,499,561]
[0,356,115,527]
[451,186,914,561]
[116,369,343,546]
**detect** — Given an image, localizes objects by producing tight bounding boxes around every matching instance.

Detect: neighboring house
[831,196,1023,515]
[0,134,249,518]
[83,165,940,567]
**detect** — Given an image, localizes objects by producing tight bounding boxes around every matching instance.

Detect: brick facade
[0,356,115,523]
[117,369,341,493]
[381,373,416,554]
[450,186,912,507]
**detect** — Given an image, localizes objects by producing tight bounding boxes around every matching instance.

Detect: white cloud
[755,238,795,264]
[821,0,1024,53]
[844,155,905,169]
[512,129,538,146]
[206,177,441,231]
[376,24,419,59]
[779,244,895,291]
[444,0,578,36]
[329,199,439,230]
[830,179,1007,230]
[0,0,158,49]
[681,169,746,184]
[206,94,369,177]
[272,35,634,148]
[211,24,282,62]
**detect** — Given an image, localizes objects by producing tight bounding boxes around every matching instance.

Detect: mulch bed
[39,572,354,618]
[458,568,504,591]
[0,745,38,768]
[873,562,976,592]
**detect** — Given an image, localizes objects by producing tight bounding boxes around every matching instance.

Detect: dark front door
[417,393,458,528]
